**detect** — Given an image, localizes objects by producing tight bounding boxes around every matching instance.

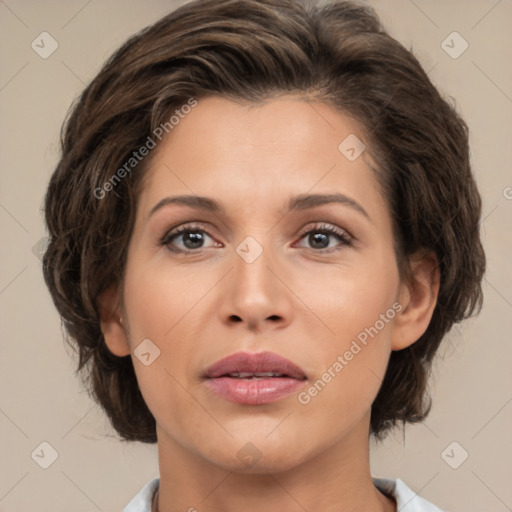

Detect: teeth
[228,372,285,378]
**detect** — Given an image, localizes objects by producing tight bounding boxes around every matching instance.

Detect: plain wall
[1,1,511,511]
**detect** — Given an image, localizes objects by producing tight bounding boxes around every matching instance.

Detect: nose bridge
[234,233,279,303]
[219,232,293,330]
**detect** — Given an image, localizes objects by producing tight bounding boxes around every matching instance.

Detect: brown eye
[160,224,219,253]
[296,224,353,252]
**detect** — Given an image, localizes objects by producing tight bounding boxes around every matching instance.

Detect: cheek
[121,285,200,437]
[297,311,395,439]
[123,253,202,341]
[298,253,399,414]
[120,252,229,420]
[314,247,399,349]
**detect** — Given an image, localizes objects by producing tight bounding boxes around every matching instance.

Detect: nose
[218,241,295,333]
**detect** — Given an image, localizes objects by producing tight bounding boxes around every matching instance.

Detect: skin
[100,95,440,512]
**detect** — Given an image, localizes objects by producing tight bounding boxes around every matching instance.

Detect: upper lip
[204,351,307,380]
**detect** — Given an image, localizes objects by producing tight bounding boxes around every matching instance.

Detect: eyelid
[159,222,219,247]
[294,222,353,249]
[296,221,352,240]
[160,220,354,253]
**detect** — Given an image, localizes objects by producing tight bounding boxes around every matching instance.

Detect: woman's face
[115,95,409,471]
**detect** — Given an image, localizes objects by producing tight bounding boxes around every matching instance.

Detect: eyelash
[158,222,353,254]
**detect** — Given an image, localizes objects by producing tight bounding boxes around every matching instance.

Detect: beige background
[1,0,511,511]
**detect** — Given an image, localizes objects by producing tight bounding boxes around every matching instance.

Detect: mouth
[221,371,293,379]
[203,351,307,405]
[204,350,307,380]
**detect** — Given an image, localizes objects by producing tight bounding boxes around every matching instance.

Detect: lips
[204,351,307,380]
[203,351,307,405]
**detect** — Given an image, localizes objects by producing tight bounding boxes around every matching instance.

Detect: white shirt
[123,476,444,511]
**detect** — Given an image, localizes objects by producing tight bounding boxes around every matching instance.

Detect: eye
[295,223,353,252]
[159,223,220,253]
[159,222,353,254]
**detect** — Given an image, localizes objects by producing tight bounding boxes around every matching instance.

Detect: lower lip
[205,377,306,404]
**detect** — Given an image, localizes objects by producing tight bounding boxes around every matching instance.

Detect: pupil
[310,232,328,249]
[184,232,203,249]
[181,231,330,250]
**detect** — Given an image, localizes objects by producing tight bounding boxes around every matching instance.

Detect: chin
[201,436,313,475]
[222,452,307,475]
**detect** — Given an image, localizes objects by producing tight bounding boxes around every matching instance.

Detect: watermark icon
[31,32,58,59]
[31,441,59,469]
[503,186,512,200]
[237,442,262,468]
[441,31,468,59]
[134,338,161,366]
[338,134,365,161]
[32,236,49,261]
[94,97,198,199]
[441,441,469,469]
[298,301,403,405]
[236,236,263,264]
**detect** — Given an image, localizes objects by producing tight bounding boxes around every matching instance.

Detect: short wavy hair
[43,0,485,443]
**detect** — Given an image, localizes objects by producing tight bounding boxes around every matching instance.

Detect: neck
[153,416,395,512]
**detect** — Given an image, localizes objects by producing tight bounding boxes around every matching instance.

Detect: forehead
[137,95,388,223]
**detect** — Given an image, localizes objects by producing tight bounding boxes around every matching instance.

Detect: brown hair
[42,0,485,443]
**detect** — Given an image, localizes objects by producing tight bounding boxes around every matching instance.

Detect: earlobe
[98,285,131,357]
[391,251,440,351]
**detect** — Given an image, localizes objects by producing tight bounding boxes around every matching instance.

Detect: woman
[42,0,485,510]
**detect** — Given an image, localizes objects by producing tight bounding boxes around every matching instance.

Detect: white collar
[123,476,444,511]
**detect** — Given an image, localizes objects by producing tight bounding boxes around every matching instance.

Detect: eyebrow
[148,193,370,220]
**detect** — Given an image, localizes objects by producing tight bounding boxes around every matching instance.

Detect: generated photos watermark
[94,97,198,200]
[297,301,403,405]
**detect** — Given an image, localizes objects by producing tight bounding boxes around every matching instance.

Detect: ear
[391,250,440,351]
[98,284,131,357]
